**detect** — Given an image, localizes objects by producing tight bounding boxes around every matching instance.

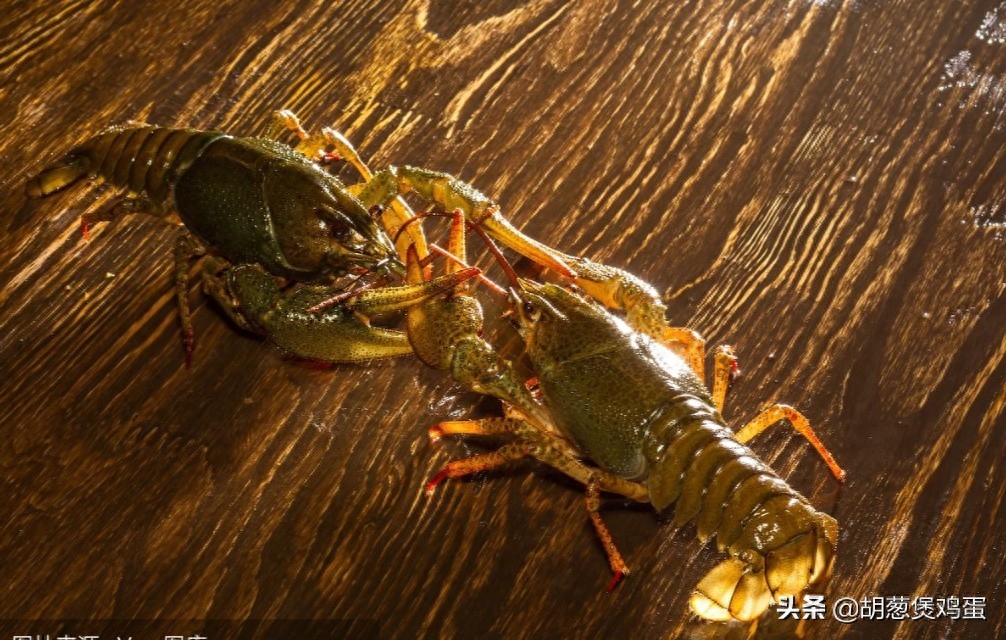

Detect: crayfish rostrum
[25,111,845,624]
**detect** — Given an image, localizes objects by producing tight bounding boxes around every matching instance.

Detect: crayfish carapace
[25,112,845,623]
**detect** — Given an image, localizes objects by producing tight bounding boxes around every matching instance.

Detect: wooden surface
[1,1,1005,639]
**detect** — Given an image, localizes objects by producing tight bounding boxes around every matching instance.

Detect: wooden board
[1,1,1004,638]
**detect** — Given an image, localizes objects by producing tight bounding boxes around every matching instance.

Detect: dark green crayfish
[24,120,457,362]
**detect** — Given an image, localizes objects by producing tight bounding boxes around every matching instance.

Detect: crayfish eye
[323,213,359,244]
[522,301,540,321]
[330,226,352,244]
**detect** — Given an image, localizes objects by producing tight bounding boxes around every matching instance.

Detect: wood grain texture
[1,1,1005,639]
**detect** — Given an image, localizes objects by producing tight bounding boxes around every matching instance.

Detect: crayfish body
[26,125,400,281]
[511,281,839,621]
[412,230,845,621]
[24,122,438,362]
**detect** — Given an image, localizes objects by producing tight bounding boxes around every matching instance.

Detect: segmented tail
[689,502,837,621]
[647,410,838,621]
[25,125,225,204]
[25,155,90,198]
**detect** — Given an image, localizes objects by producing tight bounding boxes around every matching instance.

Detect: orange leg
[80,195,163,239]
[429,416,648,501]
[173,233,207,367]
[424,442,534,494]
[427,414,649,590]
[734,404,846,482]
[429,417,521,442]
[711,344,738,414]
[663,326,707,379]
[586,477,630,591]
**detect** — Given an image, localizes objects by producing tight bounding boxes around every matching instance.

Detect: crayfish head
[513,279,633,372]
[511,279,564,333]
[262,155,400,277]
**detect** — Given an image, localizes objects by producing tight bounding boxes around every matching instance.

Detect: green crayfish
[25,115,477,363]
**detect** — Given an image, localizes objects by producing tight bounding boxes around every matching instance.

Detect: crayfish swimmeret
[26,111,845,623]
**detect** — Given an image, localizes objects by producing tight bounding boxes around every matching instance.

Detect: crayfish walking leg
[425,415,649,590]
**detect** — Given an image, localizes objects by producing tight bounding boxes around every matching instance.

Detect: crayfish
[25,111,845,623]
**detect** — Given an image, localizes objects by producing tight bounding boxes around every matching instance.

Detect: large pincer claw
[203,261,479,363]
